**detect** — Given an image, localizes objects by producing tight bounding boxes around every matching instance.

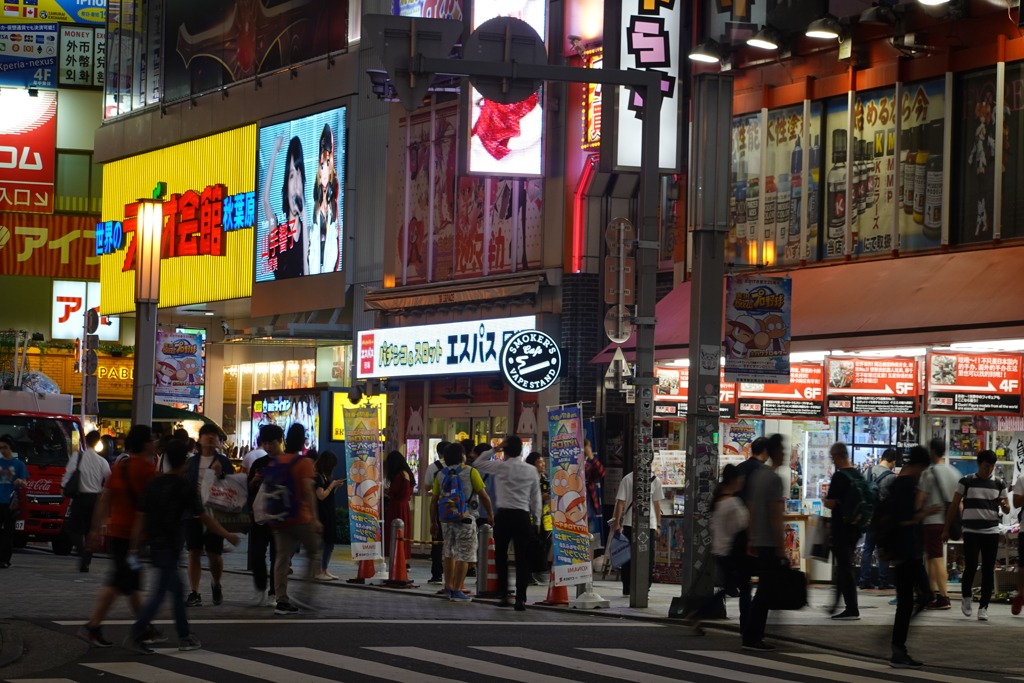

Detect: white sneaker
[978,607,988,621]
[961,596,972,617]
[250,590,269,607]
[314,572,333,581]
[325,571,339,580]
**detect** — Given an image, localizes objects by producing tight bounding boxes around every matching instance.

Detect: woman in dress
[383,450,413,563]
[313,451,344,581]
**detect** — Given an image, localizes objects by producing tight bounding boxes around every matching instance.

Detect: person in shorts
[917,438,960,610]
[184,424,235,607]
[431,442,493,602]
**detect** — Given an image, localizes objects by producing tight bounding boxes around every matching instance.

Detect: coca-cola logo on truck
[22,478,58,494]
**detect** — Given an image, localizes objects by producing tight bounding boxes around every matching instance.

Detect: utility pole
[671,73,733,618]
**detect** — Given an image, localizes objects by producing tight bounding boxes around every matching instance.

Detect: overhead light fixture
[747,25,782,49]
[204,311,215,316]
[806,15,843,39]
[689,39,724,63]
[859,3,900,24]
[918,0,948,6]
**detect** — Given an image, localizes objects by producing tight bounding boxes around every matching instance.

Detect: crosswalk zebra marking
[152,649,336,683]
[258,646,463,683]
[683,650,902,683]
[82,663,211,683]
[577,647,799,683]
[787,653,999,683]
[6,679,78,683]
[368,646,568,682]
[54,619,660,627]
[476,647,694,683]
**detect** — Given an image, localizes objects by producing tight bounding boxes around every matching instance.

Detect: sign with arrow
[927,352,1023,416]
[826,357,919,416]
[737,363,825,419]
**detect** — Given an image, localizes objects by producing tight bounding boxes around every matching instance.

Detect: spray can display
[788,136,803,257]
[827,129,848,241]
[923,120,943,239]
[763,145,777,246]
[913,124,930,224]
[808,134,821,257]
[903,127,917,215]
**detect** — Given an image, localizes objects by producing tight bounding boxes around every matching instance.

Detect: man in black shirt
[736,437,769,502]
[124,441,239,655]
[888,446,939,669]
[247,425,283,606]
[823,442,863,620]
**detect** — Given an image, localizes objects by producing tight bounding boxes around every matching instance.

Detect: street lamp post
[131,198,163,427]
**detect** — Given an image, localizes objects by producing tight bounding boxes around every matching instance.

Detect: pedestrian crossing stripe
[83,663,209,683]
[576,648,795,683]
[152,649,337,683]
[368,646,568,683]
[257,647,460,683]
[785,653,999,683]
[53,619,661,627]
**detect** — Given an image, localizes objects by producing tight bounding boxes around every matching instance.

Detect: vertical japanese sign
[728,112,760,265]
[154,329,204,405]
[582,49,602,151]
[547,404,591,585]
[0,88,56,213]
[58,25,98,86]
[0,23,58,88]
[724,274,792,384]
[848,87,897,257]
[927,352,1023,415]
[613,0,680,170]
[344,406,383,560]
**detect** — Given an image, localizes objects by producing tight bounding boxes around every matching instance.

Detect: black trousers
[831,534,859,612]
[430,527,444,579]
[892,557,932,653]
[68,493,98,569]
[494,509,533,603]
[962,532,999,608]
[744,547,783,646]
[248,522,276,594]
[0,503,15,565]
[620,526,655,594]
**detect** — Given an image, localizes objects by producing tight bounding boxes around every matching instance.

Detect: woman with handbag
[684,464,749,634]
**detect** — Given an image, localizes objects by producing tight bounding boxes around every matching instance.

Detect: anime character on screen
[311,124,341,275]
[263,134,309,279]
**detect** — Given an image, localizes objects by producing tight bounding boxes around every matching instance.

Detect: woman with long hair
[262,134,308,279]
[312,124,340,274]
[313,450,344,580]
[383,450,414,563]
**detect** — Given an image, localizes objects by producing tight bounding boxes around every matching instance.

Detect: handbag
[608,530,631,569]
[807,515,831,562]
[201,470,249,512]
[63,450,83,500]
[763,566,808,611]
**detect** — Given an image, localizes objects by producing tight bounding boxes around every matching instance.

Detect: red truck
[0,391,84,555]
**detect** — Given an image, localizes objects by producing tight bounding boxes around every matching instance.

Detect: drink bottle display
[923,120,943,239]
[788,136,803,255]
[913,123,930,224]
[903,126,917,215]
[886,128,895,209]
[827,129,848,240]
[747,173,760,234]
[898,130,907,208]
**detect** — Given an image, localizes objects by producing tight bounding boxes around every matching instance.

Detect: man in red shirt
[78,425,158,648]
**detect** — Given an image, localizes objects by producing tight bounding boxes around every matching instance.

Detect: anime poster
[344,406,383,560]
[398,112,433,284]
[899,79,944,251]
[488,178,515,275]
[957,69,997,244]
[765,103,824,266]
[154,330,204,405]
[728,112,761,264]
[724,274,792,384]
[432,108,458,282]
[722,419,764,456]
[522,179,543,270]
[250,393,321,452]
[469,86,543,176]
[547,404,592,585]
[455,177,485,278]
[784,522,802,569]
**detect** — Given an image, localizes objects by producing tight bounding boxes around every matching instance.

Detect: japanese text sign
[0,87,56,213]
[927,352,1023,415]
[0,212,98,277]
[344,406,383,560]
[547,404,592,586]
[0,24,57,88]
[724,274,792,384]
[738,363,824,419]
[58,25,104,86]
[51,280,119,341]
[826,357,918,416]
[1,1,105,24]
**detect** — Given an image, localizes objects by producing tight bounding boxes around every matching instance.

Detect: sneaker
[325,571,339,580]
[76,625,112,648]
[178,633,202,651]
[122,633,154,655]
[428,576,443,585]
[186,591,202,607]
[212,584,223,606]
[1013,592,1024,616]
[450,590,472,602]
[978,607,988,621]
[961,596,972,617]
[890,651,923,669]
[441,588,454,600]
[251,589,269,607]
[142,627,168,644]
[934,596,951,610]
[315,572,333,581]
[831,610,861,621]
[889,597,899,605]
[274,601,299,615]
[742,641,776,652]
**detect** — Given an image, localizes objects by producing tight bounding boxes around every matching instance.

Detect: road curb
[0,621,25,669]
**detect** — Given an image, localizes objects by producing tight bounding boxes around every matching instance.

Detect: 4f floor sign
[500,330,562,393]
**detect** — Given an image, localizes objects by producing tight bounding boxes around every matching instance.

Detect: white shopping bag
[201,470,249,512]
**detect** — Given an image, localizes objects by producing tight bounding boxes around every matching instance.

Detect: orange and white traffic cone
[476,536,503,598]
[383,528,416,588]
[347,559,376,584]
[536,569,569,606]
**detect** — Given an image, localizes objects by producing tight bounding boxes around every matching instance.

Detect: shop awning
[364,273,545,311]
[591,245,1024,363]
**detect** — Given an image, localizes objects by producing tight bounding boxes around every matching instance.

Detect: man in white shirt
[241,436,268,474]
[610,470,664,596]
[474,436,542,610]
[62,431,111,573]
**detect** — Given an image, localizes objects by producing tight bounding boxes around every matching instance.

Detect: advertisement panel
[162,0,347,102]
[0,212,99,277]
[356,316,536,379]
[724,274,792,384]
[331,392,386,441]
[251,391,321,451]
[99,125,257,315]
[392,0,462,19]
[632,366,736,419]
[927,352,1023,415]
[898,79,944,251]
[0,23,57,88]
[737,363,825,419]
[344,406,383,560]
[826,357,918,416]
[51,281,119,341]
[547,404,591,585]
[255,107,346,282]
[0,88,55,213]
[0,1,105,23]
[154,330,204,406]
[58,25,102,86]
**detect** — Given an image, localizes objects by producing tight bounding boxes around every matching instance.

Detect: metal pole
[131,301,158,427]
[629,80,663,609]
[671,73,732,619]
[477,523,492,595]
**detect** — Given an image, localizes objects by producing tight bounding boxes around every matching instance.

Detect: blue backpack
[438,465,469,522]
[260,456,302,526]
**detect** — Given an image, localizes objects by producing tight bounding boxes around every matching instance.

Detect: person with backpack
[823,442,870,620]
[430,442,494,601]
[609,469,665,597]
[122,441,240,655]
[918,438,960,610]
[424,441,450,585]
[246,425,282,607]
[184,424,235,608]
[261,423,322,615]
[859,448,897,590]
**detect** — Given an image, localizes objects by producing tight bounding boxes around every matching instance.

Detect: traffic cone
[383,528,416,588]
[475,536,503,598]
[536,569,568,606]
[347,559,376,584]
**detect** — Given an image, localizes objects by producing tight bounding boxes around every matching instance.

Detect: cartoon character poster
[344,406,383,560]
[957,69,997,245]
[432,108,458,282]
[455,177,485,279]
[784,522,801,569]
[724,274,792,384]
[547,404,592,586]
[154,330,204,405]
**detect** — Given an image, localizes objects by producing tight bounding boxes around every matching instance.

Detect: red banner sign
[651,366,737,419]
[826,357,919,415]
[0,90,56,214]
[738,363,825,419]
[0,212,99,278]
[927,352,1023,415]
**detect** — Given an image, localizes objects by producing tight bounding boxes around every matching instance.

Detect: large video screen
[251,392,321,453]
[256,107,347,282]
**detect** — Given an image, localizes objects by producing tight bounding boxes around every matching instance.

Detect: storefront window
[1001,62,1024,239]
[899,79,945,251]
[104,0,162,119]
[954,68,998,244]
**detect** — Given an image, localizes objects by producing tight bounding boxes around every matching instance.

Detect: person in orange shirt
[77,424,158,648]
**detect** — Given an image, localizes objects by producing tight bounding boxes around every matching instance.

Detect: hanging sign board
[737,363,824,419]
[826,357,919,416]
[926,352,1023,416]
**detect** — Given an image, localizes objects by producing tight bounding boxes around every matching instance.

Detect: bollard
[476,523,491,596]
[383,519,416,588]
[569,533,610,609]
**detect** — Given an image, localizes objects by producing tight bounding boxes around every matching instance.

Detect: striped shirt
[956,474,1007,534]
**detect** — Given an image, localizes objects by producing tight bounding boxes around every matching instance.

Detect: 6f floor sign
[500,330,562,393]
